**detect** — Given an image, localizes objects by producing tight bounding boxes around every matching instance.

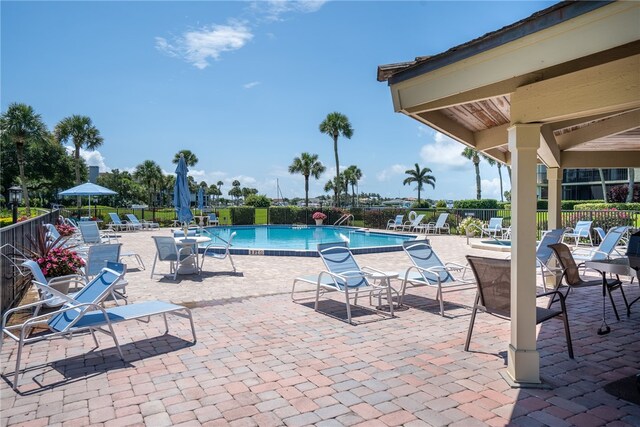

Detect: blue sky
[2,1,553,201]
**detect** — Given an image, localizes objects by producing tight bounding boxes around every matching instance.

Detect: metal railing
[1,210,59,315]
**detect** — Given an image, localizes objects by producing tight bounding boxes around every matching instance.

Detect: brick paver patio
[1,229,638,426]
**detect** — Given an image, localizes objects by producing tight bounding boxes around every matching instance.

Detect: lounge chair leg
[163,313,169,334]
[386,283,394,317]
[150,256,157,279]
[437,281,444,317]
[464,294,480,352]
[314,283,321,312]
[13,336,25,390]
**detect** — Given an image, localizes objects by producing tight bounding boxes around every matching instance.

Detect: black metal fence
[1,210,59,315]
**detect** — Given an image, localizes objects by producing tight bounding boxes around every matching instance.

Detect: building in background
[537,166,639,200]
[88,166,99,184]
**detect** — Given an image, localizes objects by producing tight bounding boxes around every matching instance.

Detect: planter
[315,219,324,226]
[45,277,71,295]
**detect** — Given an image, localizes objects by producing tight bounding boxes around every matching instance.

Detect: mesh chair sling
[548,243,628,320]
[465,255,573,358]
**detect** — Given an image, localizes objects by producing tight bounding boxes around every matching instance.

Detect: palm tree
[288,152,326,207]
[0,103,49,215]
[229,180,242,205]
[172,149,198,167]
[403,163,435,204]
[461,147,482,200]
[482,155,504,202]
[324,177,340,204]
[344,165,362,207]
[216,180,224,205]
[133,160,163,207]
[54,115,104,207]
[319,112,354,207]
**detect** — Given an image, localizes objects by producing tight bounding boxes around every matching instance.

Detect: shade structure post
[547,167,563,230]
[507,123,541,386]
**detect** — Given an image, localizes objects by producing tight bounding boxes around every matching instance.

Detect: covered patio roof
[378,0,639,386]
[378,1,640,169]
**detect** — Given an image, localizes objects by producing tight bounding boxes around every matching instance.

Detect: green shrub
[573,202,640,211]
[244,194,271,207]
[453,199,499,209]
[435,200,447,208]
[458,216,484,236]
[412,201,431,209]
[269,206,300,224]
[230,207,255,225]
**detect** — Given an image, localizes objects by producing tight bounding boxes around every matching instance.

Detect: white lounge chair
[108,213,137,231]
[201,232,237,272]
[571,226,627,265]
[481,217,503,237]
[402,214,425,232]
[386,215,404,230]
[78,221,117,244]
[424,213,450,234]
[562,220,593,247]
[398,241,474,316]
[126,213,159,229]
[1,265,196,390]
[315,242,395,324]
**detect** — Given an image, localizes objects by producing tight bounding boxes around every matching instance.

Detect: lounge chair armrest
[537,290,567,305]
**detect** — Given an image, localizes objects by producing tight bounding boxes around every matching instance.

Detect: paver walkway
[1,230,639,426]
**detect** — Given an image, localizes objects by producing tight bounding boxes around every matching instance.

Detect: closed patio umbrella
[173,155,193,226]
[59,182,117,217]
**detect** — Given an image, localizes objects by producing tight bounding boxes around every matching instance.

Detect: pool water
[201,225,415,256]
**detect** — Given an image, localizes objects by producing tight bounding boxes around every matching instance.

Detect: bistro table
[368,271,399,316]
[585,258,638,333]
[174,236,211,275]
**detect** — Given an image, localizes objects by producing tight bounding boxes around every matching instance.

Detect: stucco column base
[504,345,549,388]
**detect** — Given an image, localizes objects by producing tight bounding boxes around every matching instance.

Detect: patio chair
[107,212,137,231]
[201,232,237,272]
[208,213,220,226]
[150,236,198,280]
[1,265,196,390]
[571,226,627,266]
[398,240,475,316]
[562,220,593,247]
[21,260,86,310]
[464,255,573,358]
[126,213,159,229]
[402,213,425,232]
[44,223,84,249]
[386,215,404,231]
[534,228,566,291]
[315,242,395,324]
[481,218,503,237]
[84,243,128,304]
[424,213,450,234]
[549,243,627,320]
[78,221,117,244]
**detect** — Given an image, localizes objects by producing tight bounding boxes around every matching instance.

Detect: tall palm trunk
[304,175,310,207]
[628,168,635,203]
[16,140,31,215]
[497,163,504,202]
[474,159,481,200]
[351,183,356,207]
[75,144,82,208]
[333,133,340,207]
[507,165,512,185]
[598,168,607,201]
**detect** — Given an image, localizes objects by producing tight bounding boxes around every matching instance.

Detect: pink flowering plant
[55,223,76,237]
[36,247,85,277]
[312,211,327,220]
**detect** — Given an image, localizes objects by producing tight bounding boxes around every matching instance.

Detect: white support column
[507,124,541,385]
[547,167,563,230]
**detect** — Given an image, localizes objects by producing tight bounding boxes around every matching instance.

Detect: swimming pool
[200,225,416,257]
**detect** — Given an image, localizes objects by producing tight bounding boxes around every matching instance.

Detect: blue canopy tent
[58,182,117,217]
[173,155,194,227]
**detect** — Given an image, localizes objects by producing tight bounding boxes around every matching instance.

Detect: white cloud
[420,132,468,169]
[230,175,257,186]
[65,146,111,172]
[377,164,407,182]
[255,0,327,21]
[480,177,506,200]
[243,81,261,89]
[155,21,253,69]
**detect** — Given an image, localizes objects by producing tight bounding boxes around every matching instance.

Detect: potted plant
[312,211,327,225]
[24,225,85,294]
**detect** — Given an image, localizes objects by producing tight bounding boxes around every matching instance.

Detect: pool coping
[198,225,421,257]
